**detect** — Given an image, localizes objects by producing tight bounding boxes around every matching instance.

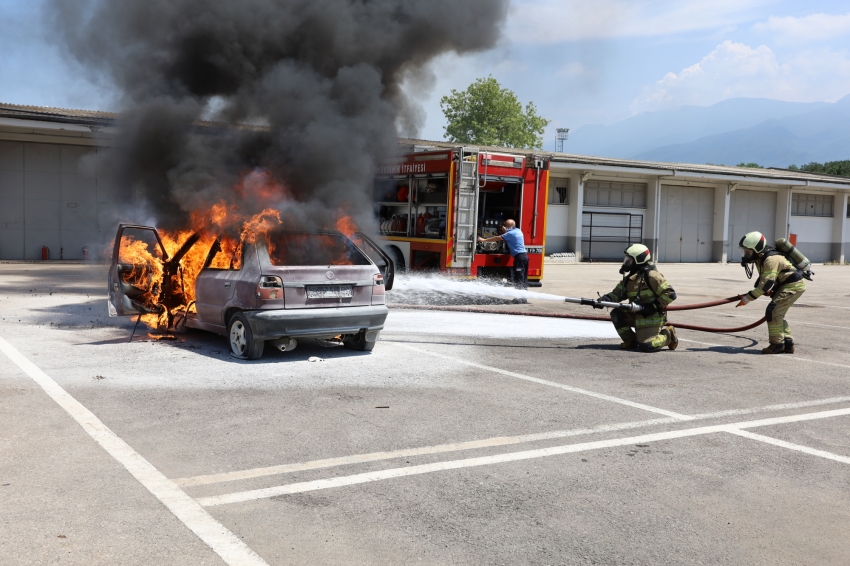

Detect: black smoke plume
[47,0,508,232]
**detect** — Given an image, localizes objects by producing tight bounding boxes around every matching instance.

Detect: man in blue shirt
[478,219,529,289]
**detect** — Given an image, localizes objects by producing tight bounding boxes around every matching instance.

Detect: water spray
[389,274,641,311]
[388,275,764,334]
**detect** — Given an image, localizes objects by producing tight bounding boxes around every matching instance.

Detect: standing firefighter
[594,244,678,352]
[736,231,807,354]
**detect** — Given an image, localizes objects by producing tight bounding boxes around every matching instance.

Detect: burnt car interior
[267,232,373,267]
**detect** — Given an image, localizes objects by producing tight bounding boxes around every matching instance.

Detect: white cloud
[631,40,850,112]
[507,0,767,44]
[753,13,850,43]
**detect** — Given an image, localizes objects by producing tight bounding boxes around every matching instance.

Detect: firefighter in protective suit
[594,244,678,352]
[736,231,806,354]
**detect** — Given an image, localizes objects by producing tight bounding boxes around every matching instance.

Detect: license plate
[306,285,353,299]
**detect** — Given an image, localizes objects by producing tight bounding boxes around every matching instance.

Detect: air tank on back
[775,238,814,278]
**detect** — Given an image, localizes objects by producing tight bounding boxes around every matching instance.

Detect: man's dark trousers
[512,253,529,289]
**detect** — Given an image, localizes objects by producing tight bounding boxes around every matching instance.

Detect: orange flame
[335,213,357,238]
[114,171,361,331]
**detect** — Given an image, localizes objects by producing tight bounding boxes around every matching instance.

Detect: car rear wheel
[228,312,264,360]
[343,330,377,352]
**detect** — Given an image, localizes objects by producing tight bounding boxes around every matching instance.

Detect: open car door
[351,233,395,291]
[107,224,168,317]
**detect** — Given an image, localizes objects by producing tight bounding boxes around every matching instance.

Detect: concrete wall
[712,185,730,262]
[790,215,833,263]
[545,204,570,253]
[0,140,129,260]
[544,172,575,254]
[834,193,848,264]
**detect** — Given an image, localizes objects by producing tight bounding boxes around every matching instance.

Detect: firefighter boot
[761,343,785,355]
[620,341,638,350]
[784,338,795,354]
[665,325,678,351]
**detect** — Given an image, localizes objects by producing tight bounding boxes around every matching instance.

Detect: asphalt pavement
[1,261,849,565]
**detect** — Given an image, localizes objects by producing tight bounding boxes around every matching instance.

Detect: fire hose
[392,295,766,334]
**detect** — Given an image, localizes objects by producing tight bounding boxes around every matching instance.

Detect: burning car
[108,223,393,359]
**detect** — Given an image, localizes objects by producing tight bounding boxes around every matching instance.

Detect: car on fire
[108,224,393,359]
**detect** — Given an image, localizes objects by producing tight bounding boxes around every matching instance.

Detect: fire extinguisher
[82,246,89,261]
[41,246,49,260]
[416,213,424,237]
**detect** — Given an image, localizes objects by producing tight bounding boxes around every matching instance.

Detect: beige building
[544,155,850,264]
[2,103,849,263]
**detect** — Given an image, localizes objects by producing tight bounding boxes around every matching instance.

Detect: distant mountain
[635,96,850,167]
[566,96,850,167]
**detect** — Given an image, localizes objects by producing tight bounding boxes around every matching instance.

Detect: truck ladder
[452,147,480,272]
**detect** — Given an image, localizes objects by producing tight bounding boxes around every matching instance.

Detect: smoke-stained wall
[45,0,508,234]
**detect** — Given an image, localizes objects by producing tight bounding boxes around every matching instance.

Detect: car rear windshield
[267,233,371,266]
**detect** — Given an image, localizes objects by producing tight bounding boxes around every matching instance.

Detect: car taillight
[371,272,385,305]
[257,275,283,299]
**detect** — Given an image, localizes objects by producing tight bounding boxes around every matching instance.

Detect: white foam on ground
[384,310,617,339]
[388,274,567,302]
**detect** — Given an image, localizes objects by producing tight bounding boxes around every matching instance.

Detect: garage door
[0,141,130,260]
[727,189,776,261]
[658,185,713,262]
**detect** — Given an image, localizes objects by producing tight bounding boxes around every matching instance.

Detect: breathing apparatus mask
[739,231,766,280]
[620,244,651,275]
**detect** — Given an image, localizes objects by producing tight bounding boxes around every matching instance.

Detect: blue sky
[2,1,850,149]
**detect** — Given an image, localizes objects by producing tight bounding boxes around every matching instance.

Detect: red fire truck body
[373,147,549,286]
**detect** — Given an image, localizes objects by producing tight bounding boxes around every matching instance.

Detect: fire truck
[373,146,549,286]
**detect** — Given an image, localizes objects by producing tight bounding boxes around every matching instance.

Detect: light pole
[556,128,569,153]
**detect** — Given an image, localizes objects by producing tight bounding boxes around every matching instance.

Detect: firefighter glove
[736,294,752,307]
[640,302,661,315]
[592,300,604,310]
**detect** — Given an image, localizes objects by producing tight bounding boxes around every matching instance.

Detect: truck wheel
[228,312,264,360]
[343,330,376,352]
[386,246,406,272]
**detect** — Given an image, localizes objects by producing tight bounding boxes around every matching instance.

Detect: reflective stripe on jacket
[606,266,676,328]
[748,254,806,299]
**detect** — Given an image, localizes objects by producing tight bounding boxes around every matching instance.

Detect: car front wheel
[228,312,264,360]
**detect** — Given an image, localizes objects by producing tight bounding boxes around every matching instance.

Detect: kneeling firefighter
[737,231,807,354]
[594,244,678,352]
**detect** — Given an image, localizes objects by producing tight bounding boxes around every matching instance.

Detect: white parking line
[689,397,850,419]
[0,336,269,566]
[727,429,850,465]
[391,342,695,421]
[177,396,850,488]
[175,416,677,487]
[197,406,850,507]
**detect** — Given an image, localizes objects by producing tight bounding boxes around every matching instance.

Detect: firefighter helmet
[620,244,651,275]
[739,231,767,277]
[739,231,767,254]
[739,231,767,266]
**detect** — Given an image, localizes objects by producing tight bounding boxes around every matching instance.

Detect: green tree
[440,76,550,149]
[737,162,764,168]
[788,160,850,177]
